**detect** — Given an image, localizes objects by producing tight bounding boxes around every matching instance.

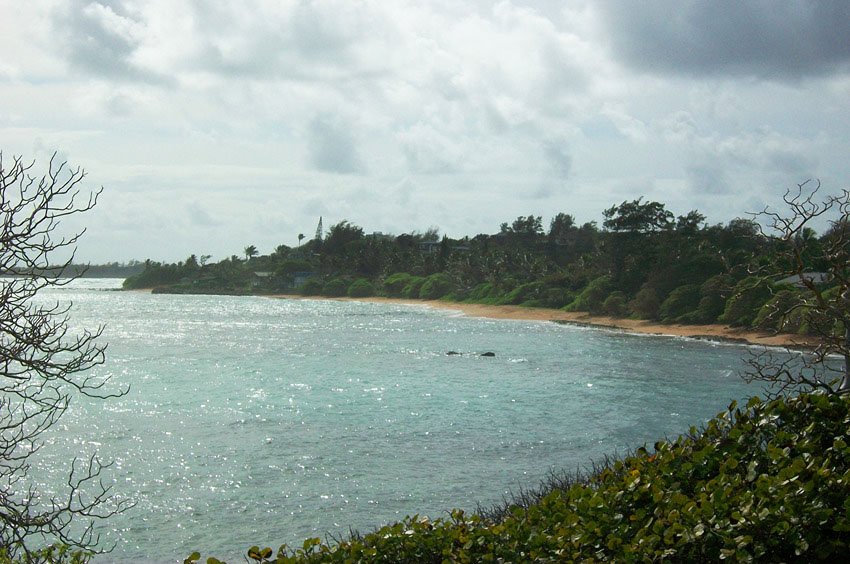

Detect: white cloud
[599,104,648,143]
[306,114,366,174]
[542,140,572,179]
[654,110,819,194]
[0,0,846,261]
[397,122,465,174]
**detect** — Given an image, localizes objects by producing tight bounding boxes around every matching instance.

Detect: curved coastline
[271,294,815,349]
[130,287,814,348]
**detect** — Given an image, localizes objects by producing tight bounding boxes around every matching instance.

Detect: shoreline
[272,294,815,349]
[130,287,813,349]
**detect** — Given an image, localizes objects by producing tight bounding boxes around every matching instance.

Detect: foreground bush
[192,392,850,563]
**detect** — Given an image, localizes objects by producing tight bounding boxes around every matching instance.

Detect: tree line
[123,194,844,339]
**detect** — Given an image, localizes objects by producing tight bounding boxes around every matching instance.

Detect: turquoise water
[30,279,765,561]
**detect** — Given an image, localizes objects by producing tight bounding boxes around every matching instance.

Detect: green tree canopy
[501,214,543,236]
[548,212,576,243]
[675,210,706,234]
[603,198,673,233]
[324,221,365,255]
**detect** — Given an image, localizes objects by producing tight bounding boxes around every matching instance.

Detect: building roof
[775,272,831,287]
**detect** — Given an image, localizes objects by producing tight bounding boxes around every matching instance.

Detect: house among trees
[775,272,830,288]
[418,239,470,254]
[292,271,316,289]
[252,271,273,288]
[419,240,442,254]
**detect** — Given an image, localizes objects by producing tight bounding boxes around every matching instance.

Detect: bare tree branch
[747,180,850,396]
[0,152,131,561]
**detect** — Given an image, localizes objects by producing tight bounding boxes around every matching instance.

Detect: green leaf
[746,460,758,482]
[302,537,321,552]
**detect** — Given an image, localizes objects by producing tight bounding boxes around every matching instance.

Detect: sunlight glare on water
[30,279,763,561]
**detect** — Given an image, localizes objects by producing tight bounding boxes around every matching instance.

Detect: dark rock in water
[480,352,495,357]
[446,351,461,356]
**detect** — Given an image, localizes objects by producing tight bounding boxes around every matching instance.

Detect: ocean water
[27,279,768,561]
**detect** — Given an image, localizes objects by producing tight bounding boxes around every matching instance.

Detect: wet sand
[274,295,815,349]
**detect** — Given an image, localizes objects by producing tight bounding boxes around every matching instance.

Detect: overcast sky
[2,1,849,263]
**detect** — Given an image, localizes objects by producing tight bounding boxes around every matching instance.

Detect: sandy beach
[138,286,812,348]
[274,295,815,349]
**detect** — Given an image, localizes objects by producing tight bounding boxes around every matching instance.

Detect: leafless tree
[745,180,850,397]
[0,153,131,560]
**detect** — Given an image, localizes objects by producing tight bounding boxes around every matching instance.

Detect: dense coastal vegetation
[124,197,841,337]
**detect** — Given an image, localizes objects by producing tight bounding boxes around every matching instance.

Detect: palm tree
[298,233,305,247]
[244,245,258,261]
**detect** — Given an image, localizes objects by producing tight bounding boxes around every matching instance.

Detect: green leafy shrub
[539,287,573,309]
[419,273,454,300]
[679,273,734,324]
[642,254,725,301]
[753,288,806,332]
[466,282,510,305]
[797,286,844,336]
[658,284,701,323]
[400,276,426,299]
[321,278,349,297]
[383,273,412,297]
[602,291,628,317]
[719,276,773,327]
[0,544,94,564]
[299,278,323,296]
[563,275,612,314]
[503,281,544,305]
[347,278,375,298]
[466,282,499,302]
[195,393,850,563]
[629,286,661,319]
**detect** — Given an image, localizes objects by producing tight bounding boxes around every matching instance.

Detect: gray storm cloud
[598,1,850,79]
